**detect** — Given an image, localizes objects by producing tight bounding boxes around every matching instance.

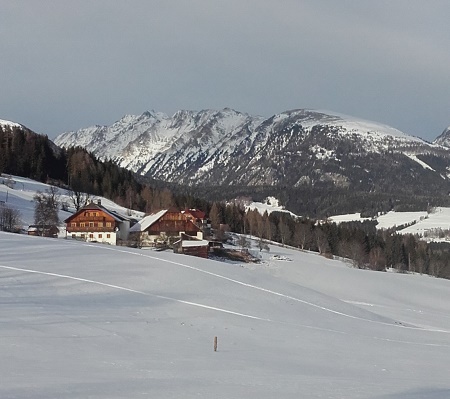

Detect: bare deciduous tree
[278,217,291,247]
[294,222,311,250]
[315,229,330,255]
[0,203,22,232]
[236,235,251,252]
[34,188,60,231]
[67,189,90,211]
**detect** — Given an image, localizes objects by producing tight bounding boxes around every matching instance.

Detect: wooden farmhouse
[64,200,130,245]
[129,207,206,246]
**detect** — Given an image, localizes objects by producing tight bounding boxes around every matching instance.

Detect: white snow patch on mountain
[245,197,298,217]
[328,213,371,223]
[308,109,425,142]
[0,118,22,129]
[405,153,436,171]
[328,209,450,242]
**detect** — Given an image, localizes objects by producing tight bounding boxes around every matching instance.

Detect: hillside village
[2,173,450,277]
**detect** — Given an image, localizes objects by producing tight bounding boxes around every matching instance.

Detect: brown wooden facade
[65,206,120,234]
[145,209,201,237]
[64,202,130,245]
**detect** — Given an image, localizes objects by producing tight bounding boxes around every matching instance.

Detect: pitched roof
[64,202,128,223]
[129,209,168,232]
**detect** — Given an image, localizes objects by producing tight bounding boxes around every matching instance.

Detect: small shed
[173,239,210,259]
[27,225,59,238]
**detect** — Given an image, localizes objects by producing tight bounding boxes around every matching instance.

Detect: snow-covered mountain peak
[54,107,450,189]
[0,118,23,130]
[434,126,450,148]
[283,109,425,143]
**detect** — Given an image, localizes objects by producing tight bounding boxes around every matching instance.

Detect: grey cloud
[1,0,449,140]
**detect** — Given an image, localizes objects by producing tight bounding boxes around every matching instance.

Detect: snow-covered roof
[180,239,209,247]
[129,209,167,232]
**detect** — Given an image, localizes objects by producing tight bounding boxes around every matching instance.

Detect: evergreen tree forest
[209,202,450,279]
[0,125,208,213]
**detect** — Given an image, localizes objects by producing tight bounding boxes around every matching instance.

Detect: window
[89,222,94,227]
[71,222,76,227]
[106,222,112,227]
[72,234,76,238]
[107,234,111,238]
[98,222,103,227]
[80,222,85,227]
[98,234,102,239]
[89,234,94,239]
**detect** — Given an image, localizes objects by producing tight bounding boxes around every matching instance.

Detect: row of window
[84,212,100,217]
[72,233,111,239]
[71,222,112,228]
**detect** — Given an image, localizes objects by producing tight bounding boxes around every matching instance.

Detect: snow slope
[329,209,450,240]
[1,233,450,398]
[244,196,298,217]
[0,118,22,129]
[0,175,144,231]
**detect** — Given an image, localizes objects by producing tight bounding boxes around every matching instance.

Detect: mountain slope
[435,126,450,148]
[55,108,450,196]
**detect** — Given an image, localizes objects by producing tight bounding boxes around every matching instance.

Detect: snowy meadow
[1,232,450,398]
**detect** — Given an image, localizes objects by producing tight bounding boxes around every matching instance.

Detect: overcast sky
[1,0,450,141]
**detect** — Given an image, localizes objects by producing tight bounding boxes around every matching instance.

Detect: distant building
[64,200,130,245]
[27,225,59,238]
[173,237,210,258]
[129,207,206,247]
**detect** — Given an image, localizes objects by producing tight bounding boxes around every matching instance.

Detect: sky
[1,0,450,141]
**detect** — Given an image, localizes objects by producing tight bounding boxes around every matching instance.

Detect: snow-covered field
[1,233,450,398]
[329,209,450,240]
[2,175,450,397]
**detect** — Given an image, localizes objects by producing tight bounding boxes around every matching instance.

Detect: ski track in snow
[96,245,450,334]
[2,240,450,348]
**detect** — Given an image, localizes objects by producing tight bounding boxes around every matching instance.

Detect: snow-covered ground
[1,233,450,398]
[244,196,298,217]
[2,175,450,397]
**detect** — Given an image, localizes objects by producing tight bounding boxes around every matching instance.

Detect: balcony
[67,226,115,233]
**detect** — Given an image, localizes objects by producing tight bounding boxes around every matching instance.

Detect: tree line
[207,202,450,279]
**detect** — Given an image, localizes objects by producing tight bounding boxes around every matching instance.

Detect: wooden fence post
[214,336,218,352]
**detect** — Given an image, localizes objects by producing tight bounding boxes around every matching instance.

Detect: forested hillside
[0,124,207,213]
[209,203,450,279]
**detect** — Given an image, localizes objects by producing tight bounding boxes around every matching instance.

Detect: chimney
[97,199,101,206]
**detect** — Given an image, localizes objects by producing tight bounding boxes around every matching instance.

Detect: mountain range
[53,108,450,213]
[4,108,450,216]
